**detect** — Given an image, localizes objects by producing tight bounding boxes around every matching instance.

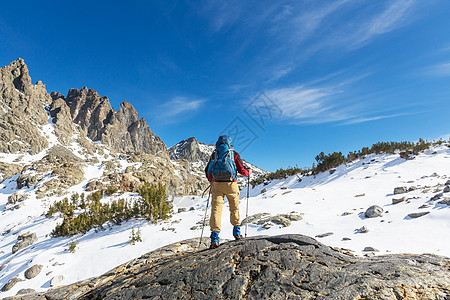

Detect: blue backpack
[207,135,237,181]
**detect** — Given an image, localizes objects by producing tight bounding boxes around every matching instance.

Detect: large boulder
[50,275,64,287]
[407,212,430,219]
[9,235,450,299]
[24,264,43,279]
[364,205,384,218]
[7,192,27,204]
[393,186,407,194]
[12,232,38,254]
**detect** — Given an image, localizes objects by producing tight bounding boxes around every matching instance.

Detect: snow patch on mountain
[1,143,449,297]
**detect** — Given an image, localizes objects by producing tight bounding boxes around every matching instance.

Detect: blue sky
[1,1,450,171]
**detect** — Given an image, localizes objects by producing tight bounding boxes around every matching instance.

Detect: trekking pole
[201,184,211,198]
[198,185,212,250]
[245,175,250,238]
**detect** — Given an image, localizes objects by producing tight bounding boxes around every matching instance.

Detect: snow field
[0,144,449,297]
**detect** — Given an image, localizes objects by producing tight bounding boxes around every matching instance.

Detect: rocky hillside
[0,58,265,197]
[1,59,166,156]
[1,139,449,298]
[4,234,450,299]
[0,58,242,196]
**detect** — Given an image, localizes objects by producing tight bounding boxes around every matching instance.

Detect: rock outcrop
[364,205,384,218]
[6,235,450,299]
[63,87,167,155]
[0,162,22,183]
[168,137,211,162]
[0,59,167,156]
[0,58,51,154]
[0,59,264,196]
[11,232,37,254]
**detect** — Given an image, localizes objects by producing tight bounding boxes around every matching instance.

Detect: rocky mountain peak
[56,86,165,155]
[50,91,65,101]
[0,59,168,156]
[64,87,113,141]
[168,137,210,162]
[8,58,31,94]
[0,58,51,154]
[114,100,139,127]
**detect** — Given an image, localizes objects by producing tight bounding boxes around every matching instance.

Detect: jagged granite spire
[62,87,167,155]
[0,59,167,156]
[0,58,51,154]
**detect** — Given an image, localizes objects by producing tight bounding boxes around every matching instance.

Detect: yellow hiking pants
[210,181,240,232]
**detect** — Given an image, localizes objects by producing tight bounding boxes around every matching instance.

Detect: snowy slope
[1,143,450,297]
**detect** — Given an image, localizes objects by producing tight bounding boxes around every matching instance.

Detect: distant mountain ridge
[1,58,166,156]
[0,58,265,197]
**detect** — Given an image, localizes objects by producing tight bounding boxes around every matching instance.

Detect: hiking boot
[233,226,241,239]
[210,241,219,249]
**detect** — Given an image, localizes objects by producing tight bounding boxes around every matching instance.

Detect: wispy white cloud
[424,62,450,77]
[199,1,420,82]
[339,113,407,125]
[266,85,337,124]
[198,1,244,33]
[264,71,417,126]
[340,0,418,49]
[155,97,205,124]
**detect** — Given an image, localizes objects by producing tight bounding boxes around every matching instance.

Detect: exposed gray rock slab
[16,288,36,295]
[438,198,450,205]
[392,197,405,204]
[8,235,450,300]
[393,186,407,194]
[407,212,430,219]
[12,232,37,254]
[241,213,302,228]
[315,232,334,238]
[357,225,369,233]
[431,193,443,201]
[1,277,23,292]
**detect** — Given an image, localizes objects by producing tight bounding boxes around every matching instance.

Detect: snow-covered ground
[1,144,450,297]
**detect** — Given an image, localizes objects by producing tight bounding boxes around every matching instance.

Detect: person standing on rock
[205,135,252,249]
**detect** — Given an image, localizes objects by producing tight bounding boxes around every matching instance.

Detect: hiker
[205,135,252,249]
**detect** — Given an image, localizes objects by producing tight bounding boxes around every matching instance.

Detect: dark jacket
[204,150,250,182]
